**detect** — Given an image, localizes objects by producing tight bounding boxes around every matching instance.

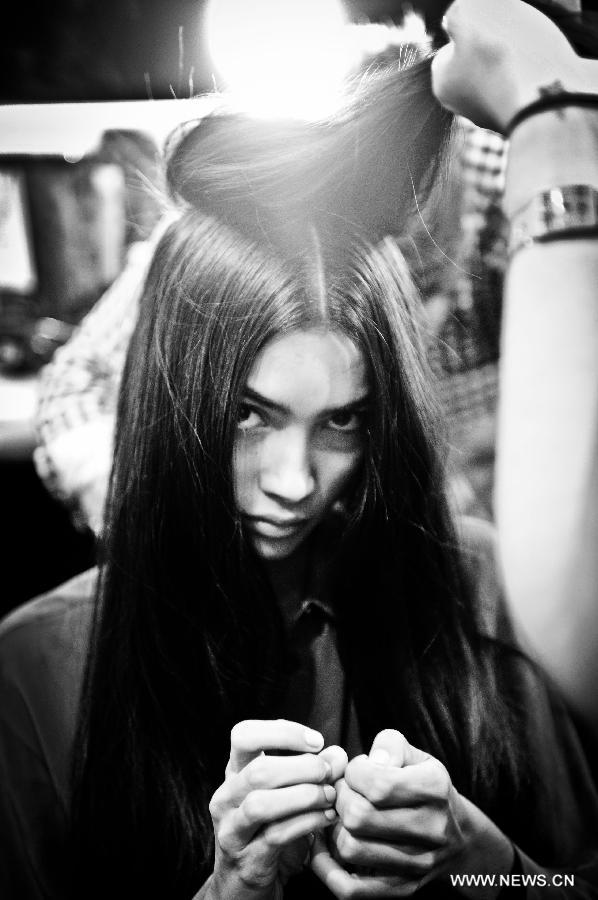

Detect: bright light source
[205,0,358,120]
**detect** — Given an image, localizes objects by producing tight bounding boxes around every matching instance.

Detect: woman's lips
[244,516,309,539]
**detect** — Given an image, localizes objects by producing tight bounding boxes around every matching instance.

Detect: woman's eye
[327,410,362,432]
[237,403,265,430]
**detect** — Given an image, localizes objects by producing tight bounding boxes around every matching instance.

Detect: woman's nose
[259,428,315,505]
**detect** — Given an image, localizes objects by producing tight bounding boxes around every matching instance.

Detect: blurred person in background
[0,1,597,898]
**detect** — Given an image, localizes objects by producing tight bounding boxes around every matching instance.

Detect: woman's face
[234,328,368,561]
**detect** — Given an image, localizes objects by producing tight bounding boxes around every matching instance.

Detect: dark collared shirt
[280,594,362,760]
[1,520,597,898]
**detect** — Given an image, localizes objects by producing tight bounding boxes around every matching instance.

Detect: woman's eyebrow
[242,387,288,415]
[242,386,370,417]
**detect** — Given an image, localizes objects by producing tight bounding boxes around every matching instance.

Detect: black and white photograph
[0,0,597,897]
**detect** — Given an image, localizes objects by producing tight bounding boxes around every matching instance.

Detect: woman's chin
[249,533,306,561]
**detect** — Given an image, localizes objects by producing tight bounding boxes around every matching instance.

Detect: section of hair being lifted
[69,54,561,899]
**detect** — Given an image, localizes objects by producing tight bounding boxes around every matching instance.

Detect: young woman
[1,3,597,899]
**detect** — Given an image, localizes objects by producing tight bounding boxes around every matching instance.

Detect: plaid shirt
[33,238,156,529]
[430,121,507,425]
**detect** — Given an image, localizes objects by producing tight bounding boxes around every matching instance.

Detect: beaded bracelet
[508,184,598,257]
[505,92,598,138]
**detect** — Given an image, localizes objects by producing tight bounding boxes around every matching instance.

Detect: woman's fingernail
[305,728,324,749]
[370,749,390,766]
[322,761,332,780]
[323,784,336,802]
[324,807,338,820]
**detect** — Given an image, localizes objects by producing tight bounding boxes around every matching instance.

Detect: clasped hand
[312,729,466,899]
[208,719,346,899]
[208,721,466,900]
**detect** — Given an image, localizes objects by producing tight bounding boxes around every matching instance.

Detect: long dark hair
[70,58,571,898]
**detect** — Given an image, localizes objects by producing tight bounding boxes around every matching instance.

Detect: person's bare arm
[497,110,598,729]
[432,0,598,730]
